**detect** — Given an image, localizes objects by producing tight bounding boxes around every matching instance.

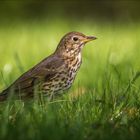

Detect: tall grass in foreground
[0,20,140,140]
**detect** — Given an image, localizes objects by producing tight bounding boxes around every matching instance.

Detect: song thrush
[0,32,97,101]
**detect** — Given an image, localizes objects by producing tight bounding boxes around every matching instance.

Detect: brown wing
[3,55,64,99]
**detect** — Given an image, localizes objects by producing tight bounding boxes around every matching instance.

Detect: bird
[0,31,97,101]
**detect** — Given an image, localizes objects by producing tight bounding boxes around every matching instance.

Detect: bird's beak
[82,36,97,43]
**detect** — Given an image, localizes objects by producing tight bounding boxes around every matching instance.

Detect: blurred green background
[0,1,140,140]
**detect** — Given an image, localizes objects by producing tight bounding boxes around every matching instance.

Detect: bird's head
[55,32,97,58]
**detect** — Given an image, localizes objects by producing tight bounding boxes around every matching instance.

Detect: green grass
[0,19,140,140]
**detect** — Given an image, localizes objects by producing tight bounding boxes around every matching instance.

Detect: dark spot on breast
[71,68,75,72]
[59,72,63,75]
[54,78,59,82]
[69,71,72,77]
[61,77,65,81]
[64,85,68,88]
[59,83,63,87]
[70,77,74,81]
[61,71,67,74]
[45,73,55,81]
[67,81,71,85]
[65,80,68,84]
[68,67,72,72]
[70,58,75,62]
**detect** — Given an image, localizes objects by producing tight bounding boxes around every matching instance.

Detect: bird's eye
[73,37,79,41]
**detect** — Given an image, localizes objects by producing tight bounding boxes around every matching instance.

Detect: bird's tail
[0,89,8,102]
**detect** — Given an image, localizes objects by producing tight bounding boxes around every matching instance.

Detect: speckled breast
[41,54,82,98]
